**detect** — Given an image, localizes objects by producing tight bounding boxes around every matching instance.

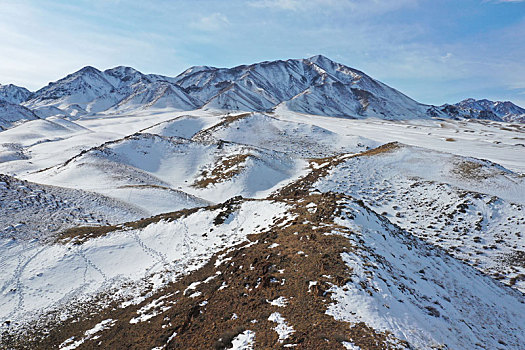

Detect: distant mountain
[23,66,199,117]
[0,83,33,104]
[434,98,525,123]
[16,56,429,120]
[1,56,523,124]
[175,55,429,119]
[0,100,39,130]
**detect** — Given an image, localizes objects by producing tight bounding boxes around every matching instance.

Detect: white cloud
[250,0,301,10]
[440,52,453,62]
[250,0,419,13]
[191,13,230,31]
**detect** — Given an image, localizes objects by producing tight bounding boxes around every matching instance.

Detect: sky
[0,0,524,106]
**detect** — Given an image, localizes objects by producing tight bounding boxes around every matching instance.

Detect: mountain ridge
[2,56,524,125]
[443,97,525,123]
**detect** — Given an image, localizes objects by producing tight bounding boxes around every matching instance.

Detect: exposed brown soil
[453,161,484,180]
[56,224,121,244]
[451,159,506,181]
[357,142,400,157]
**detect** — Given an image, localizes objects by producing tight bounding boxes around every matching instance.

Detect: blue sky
[1,0,524,106]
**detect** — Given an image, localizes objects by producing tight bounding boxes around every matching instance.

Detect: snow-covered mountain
[11,56,431,121]
[0,84,32,104]
[3,56,523,125]
[436,98,525,123]
[0,100,39,130]
[23,65,199,118]
[175,55,430,119]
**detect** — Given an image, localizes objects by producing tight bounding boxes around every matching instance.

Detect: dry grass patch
[192,113,252,143]
[357,142,401,157]
[55,197,248,245]
[57,225,121,244]
[56,207,203,244]
[193,154,251,188]
[452,160,491,181]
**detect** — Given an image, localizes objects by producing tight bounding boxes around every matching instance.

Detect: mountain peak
[307,54,332,63]
[0,83,33,104]
[104,66,148,85]
[76,65,102,75]
[105,66,141,76]
[178,65,217,76]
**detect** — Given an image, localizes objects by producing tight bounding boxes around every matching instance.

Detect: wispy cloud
[191,13,230,31]
[0,1,175,89]
[250,0,419,13]
[250,0,301,10]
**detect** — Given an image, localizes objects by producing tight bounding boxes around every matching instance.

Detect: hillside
[0,57,524,349]
[1,143,524,349]
[0,101,39,131]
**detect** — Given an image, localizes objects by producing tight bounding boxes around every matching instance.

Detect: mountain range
[0,56,524,130]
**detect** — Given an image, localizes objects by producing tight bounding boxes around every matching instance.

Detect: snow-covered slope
[326,194,525,349]
[2,190,524,348]
[0,100,39,130]
[205,112,378,157]
[0,84,32,104]
[29,130,304,212]
[0,198,290,332]
[314,143,525,292]
[140,114,224,139]
[0,117,89,164]
[0,174,143,241]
